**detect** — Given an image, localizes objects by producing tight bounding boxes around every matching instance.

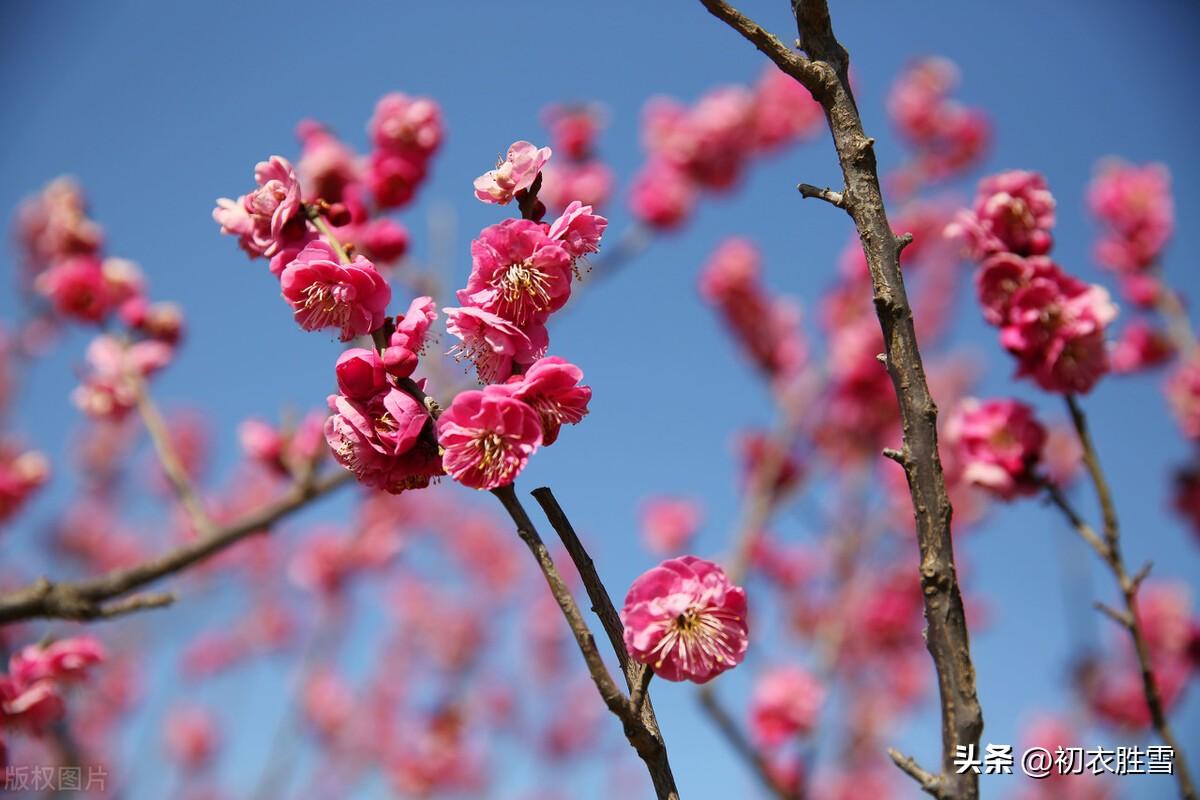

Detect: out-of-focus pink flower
[73,335,174,420]
[1041,424,1083,488]
[749,666,825,746]
[303,669,355,740]
[947,170,1055,259]
[547,201,607,261]
[459,220,574,326]
[444,306,547,384]
[750,64,823,151]
[365,149,428,210]
[540,162,615,212]
[369,93,443,157]
[358,218,410,264]
[392,296,438,354]
[643,88,755,190]
[325,385,442,494]
[1173,463,1200,541]
[16,177,104,270]
[542,104,603,161]
[1110,319,1173,373]
[944,397,1046,500]
[640,497,702,555]
[0,676,64,731]
[34,256,139,324]
[296,120,361,204]
[280,240,391,341]
[335,348,388,401]
[9,637,106,685]
[1167,355,1200,439]
[0,441,49,524]
[1088,159,1173,273]
[213,156,307,258]
[474,141,552,205]
[437,389,543,490]
[629,160,696,230]
[164,705,219,771]
[620,555,748,683]
[238,419,284,470]
[740,431,804,497]
[498,356,590,446]
[887,57,990,187]
[700,239,806,379]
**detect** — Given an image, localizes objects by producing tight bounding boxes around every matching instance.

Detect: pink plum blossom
[944,397,1046,500]
[460,220,574,326]
[948,170,1055,258]
[369,93,444,156]
[324,385,442,493]
[444,306,548,384]
[547,201,607,261]
[640,497,702,555]
[499,356,591,446]
[437,389,543,490]
[749,666,825,746]
[1167,355,1200,439]
[620,555,748,683]
[335,348,388,400]
[213,156,307,258]
[629,159,696,230]
[73,335,174,420]
[279,240,391,341]
[1088,159,1173,273]
[0,441,49,524]
[539,162,615,212]
[474,141,552,205]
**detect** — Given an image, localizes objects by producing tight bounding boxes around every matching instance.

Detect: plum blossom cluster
[538,104,614,212]
[944,397,1047,500]
[1087,160,1174,303]
[886,57,990,193]
[0,638,105,735]
[620,556,749,683]
[630,64,822,230]
[0,439,49,526]
[700,238,806,381]
[950,171,1118,394]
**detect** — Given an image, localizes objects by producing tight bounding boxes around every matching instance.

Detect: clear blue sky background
[1,2,1198,798]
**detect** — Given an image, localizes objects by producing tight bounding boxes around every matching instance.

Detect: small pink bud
[335,348,387,400]
[382,344,418,378]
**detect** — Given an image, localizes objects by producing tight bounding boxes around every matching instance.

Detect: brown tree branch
[0,469,353,625]
[697,1,983,796]
[1056,396,1197,800]
[492,485,679,800]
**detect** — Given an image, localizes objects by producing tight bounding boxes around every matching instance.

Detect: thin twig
[1058,395,1197,800]
[491,485,679,800]
[796,183,846,208]
[0,469,353,625]
[132,373,213,535]
[697,686,798,800]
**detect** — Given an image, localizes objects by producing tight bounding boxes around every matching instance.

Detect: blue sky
[2,1,1198,798]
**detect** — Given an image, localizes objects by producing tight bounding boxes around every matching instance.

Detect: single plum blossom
[335,348,388,401]
[944,397,1046,500]
[498,356,591,446]
[16,177,104,270]
[547,201,607,261]
[295,119,361,204]
[73,335,174,420]
[369,93,444,157]
[750,63,823,151]
[640,497,702,555]
[366,149,429,210]
[539,162,615,212]
[620,555,748,683]
[213,156,307,258]
[629,159,696,230]
[1088,159,1173,273]
[0,441,49,525]
[542,104,603,161]
[164,705,219,771]
[324,385,442,494]
[0,675,64,731]
[34,255,142,324]
[947,170,1056,258]
[459,220,574,326]
[437,389,543,490]
[1109,319,1173,373]
[444,306,548,384]
[749,666,825,746]
[280,240,391,341]
[9,637,106,686]
[474,141,552,205]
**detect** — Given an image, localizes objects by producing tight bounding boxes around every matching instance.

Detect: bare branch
[698,1,983,796]
[0,469,353,625]
[796,183,846,208]
[132,373,213,535]
[888,749,946,799]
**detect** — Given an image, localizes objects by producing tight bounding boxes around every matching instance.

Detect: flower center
[647,603,741,674]
[495,260,552,324]
[472,431,510,483]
